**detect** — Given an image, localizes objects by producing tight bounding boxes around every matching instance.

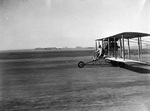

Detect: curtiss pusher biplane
[78,32,150,68]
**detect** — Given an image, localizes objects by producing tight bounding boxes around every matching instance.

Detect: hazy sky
[0,0,150,50]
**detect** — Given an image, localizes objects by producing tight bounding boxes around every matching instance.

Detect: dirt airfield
[0,50,150,111]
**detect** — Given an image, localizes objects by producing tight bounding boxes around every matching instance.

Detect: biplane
[78,32,150,68]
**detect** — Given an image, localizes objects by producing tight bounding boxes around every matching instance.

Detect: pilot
[93,45,105,60]
[96,45,103,57]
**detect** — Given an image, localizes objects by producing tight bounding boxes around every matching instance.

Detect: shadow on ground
[124,64,150,74]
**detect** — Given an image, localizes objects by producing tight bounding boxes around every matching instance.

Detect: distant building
[85,47,94,49]
[45,47,57,50]
[76,46,82,49]
[35,47,57,50]
[35,48,43,50]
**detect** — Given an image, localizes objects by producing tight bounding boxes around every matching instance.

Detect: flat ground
[0,50,150,111]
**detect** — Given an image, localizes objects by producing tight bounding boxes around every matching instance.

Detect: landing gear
[78,61,85,68]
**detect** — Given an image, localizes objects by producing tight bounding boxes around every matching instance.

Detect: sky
[0,0,150,50]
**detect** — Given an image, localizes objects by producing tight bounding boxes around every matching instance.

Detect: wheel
[78,61,85,68]
[118,62,125,68]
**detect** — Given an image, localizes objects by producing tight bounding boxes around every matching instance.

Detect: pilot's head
[98,45,101,48]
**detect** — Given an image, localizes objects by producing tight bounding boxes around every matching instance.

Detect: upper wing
[96,32,150,42]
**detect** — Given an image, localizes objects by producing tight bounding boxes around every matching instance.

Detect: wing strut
[122,34,125,61]
[119,38,122,58]
[102,39,104,48]
[127,38,130,59]
[140,37,142,61]
[114,37,117,59]
[108,38,110,57]
[138,37,141,61]
[95,40,97,50]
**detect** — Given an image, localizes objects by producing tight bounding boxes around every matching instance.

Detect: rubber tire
[78,61,85,68]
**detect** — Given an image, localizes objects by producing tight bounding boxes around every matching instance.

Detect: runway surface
[0,50,150,111]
